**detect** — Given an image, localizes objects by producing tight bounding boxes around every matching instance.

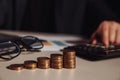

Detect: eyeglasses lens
[0,41,20,60]
[21,36,43,50]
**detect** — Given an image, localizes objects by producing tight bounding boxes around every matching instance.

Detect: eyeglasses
[0,36,44,61]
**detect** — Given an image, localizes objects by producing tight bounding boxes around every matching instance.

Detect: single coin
[7,64,24,71]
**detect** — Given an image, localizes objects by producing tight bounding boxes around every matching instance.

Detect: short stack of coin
[24,60,37,69]
[50,54,63,69]
[63,50,76,69]
[7,64,24,71]
[37,57,50,69]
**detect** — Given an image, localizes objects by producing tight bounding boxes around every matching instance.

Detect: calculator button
[115,45,120,49]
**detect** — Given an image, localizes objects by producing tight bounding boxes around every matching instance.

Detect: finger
[115,28,120,45]
[90,32,97,44]
[109,26,116,44]
[101,25,109,47]
[91,38,97,45]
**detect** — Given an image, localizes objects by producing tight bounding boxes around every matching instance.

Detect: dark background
[0,0,120,37]
[106,0,120,18]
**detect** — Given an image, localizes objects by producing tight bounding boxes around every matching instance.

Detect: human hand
[91,20,120,47]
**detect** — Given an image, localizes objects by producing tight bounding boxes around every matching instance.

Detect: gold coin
[37,57,50,69]
[50,54,63,69]
[37,57,50,62]
[7,64,24,71]
[63,50,76,57]
[63,50,76,69]
[51,54,63,60]
[63,65,76,69]
[24,60,37,69]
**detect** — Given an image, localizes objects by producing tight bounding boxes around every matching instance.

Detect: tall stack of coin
[24,60,37,69]
[63,50,76,69]
[37,57,50,69]
[50,54,63,69]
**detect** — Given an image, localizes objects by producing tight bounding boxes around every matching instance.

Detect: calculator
[63,43,120,61]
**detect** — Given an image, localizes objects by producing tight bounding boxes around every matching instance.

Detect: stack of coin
[7,64,24,71]
[63,50,76,69]
[24,60,37,69]
[37,57,50,69]
[50,54,63,69]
